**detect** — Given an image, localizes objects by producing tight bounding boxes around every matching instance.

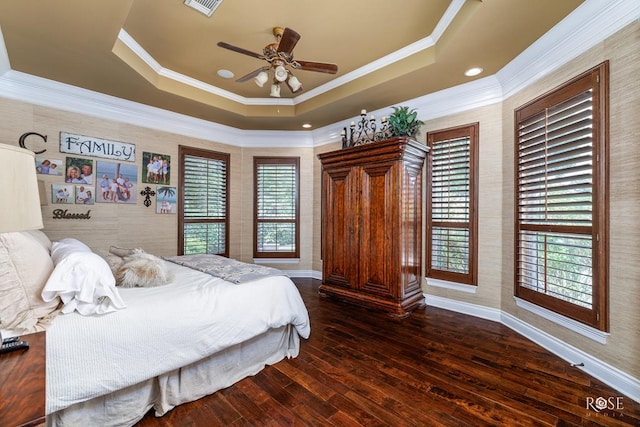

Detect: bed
[0,230,310,427]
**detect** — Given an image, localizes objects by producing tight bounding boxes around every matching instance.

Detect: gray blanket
[163,254,286,284]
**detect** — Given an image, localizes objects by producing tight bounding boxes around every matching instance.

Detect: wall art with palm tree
[156,186,177,214]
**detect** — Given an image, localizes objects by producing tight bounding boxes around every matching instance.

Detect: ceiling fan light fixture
[254,71,269,87]
[270,83,281,97]
[217,26,338,97]
[287,75,302,93]
[274,65,288,82]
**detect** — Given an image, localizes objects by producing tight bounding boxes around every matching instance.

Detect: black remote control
[2,336,20,344]
[0,340,29,354]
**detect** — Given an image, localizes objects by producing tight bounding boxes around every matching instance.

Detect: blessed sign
[52,209,92,219]
[59,132,135,162]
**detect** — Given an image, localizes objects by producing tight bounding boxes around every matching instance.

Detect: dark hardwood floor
[138,278,640,426]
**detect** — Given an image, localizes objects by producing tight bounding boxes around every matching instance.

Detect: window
[514,62,608,331]
[254,157,299,258]
[178,146,229,256]
[426,123,478,285]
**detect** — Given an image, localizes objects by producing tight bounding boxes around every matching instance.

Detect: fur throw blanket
[106,249,171,288]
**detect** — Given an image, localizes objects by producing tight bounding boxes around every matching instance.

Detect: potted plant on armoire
[387,105,424,139]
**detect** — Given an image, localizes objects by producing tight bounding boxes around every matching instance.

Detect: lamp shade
[270,83,281,97]
[0,144,44,233]
[254,71,269,88]
[287,75,302,93]
[274,65,288,82]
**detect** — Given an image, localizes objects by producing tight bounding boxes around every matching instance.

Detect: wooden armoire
[318,137,429,318]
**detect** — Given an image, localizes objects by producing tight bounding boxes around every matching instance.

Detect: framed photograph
[142,152,170,185]
[35,157,63,176]
[96,161,138,204]
[156,186,177,214]
[75,185,94,205]
[51,184,73,204]
[65,157,94,185]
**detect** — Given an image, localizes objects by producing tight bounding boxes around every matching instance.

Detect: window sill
[425,278,477,294]
[513,297,609,344]
[253,258,300,265]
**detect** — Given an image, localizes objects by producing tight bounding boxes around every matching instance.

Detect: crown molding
[0,26,9,75]
[1,0,638,148]
[116,0,466,107]
[317,0,640,140]
[297,0,466,103]
[310,74,503,146]
[0,70,316,147]
[496,0,640,99]
[0,70,234,141]
[241,130,314,148]
[117,29,293,107]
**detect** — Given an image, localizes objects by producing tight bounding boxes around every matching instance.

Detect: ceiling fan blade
[277,27,301,56]
[294,60,338,74]
[236,66,270,83]
[217,42,264,60]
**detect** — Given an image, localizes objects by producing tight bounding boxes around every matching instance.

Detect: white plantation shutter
[517,90,594,227]
[254,157,299,258]
[432,136,470,273]
[179,147,229,256]
[427,123,478,285]
[517,90,594,308]
[515,62,608,330]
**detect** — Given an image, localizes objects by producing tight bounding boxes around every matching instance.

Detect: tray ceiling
[0,0,583,130]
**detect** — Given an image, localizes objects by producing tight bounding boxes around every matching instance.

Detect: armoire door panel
[322,168,356,288]
[400,166,422,297]
[358,162,396,297]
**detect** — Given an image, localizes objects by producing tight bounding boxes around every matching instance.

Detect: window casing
[254,157,300,258]
[514,62,608,331]
[426,123,479,285]
[178,146,229,256]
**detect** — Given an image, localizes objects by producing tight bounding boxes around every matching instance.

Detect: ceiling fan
[217,27,338,97]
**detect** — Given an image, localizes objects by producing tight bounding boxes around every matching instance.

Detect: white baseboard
[286,270,322,280]
[426,294,502,322]
[424,294,640,403]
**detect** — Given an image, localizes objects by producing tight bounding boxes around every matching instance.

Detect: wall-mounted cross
[140,186,156,207]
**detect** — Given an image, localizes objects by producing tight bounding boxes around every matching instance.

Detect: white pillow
[51,238,91,264]
[42,240,126,315]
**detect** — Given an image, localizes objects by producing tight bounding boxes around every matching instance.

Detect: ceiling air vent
[184,0,223,17]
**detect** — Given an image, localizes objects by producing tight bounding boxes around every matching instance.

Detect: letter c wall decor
[18,131,48,154]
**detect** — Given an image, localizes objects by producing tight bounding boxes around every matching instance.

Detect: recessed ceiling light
[464,67,483,77]
[302,123,312,129]
[217,69,234,79]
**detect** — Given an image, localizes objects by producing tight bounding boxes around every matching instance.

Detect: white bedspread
[46,261,310,414]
